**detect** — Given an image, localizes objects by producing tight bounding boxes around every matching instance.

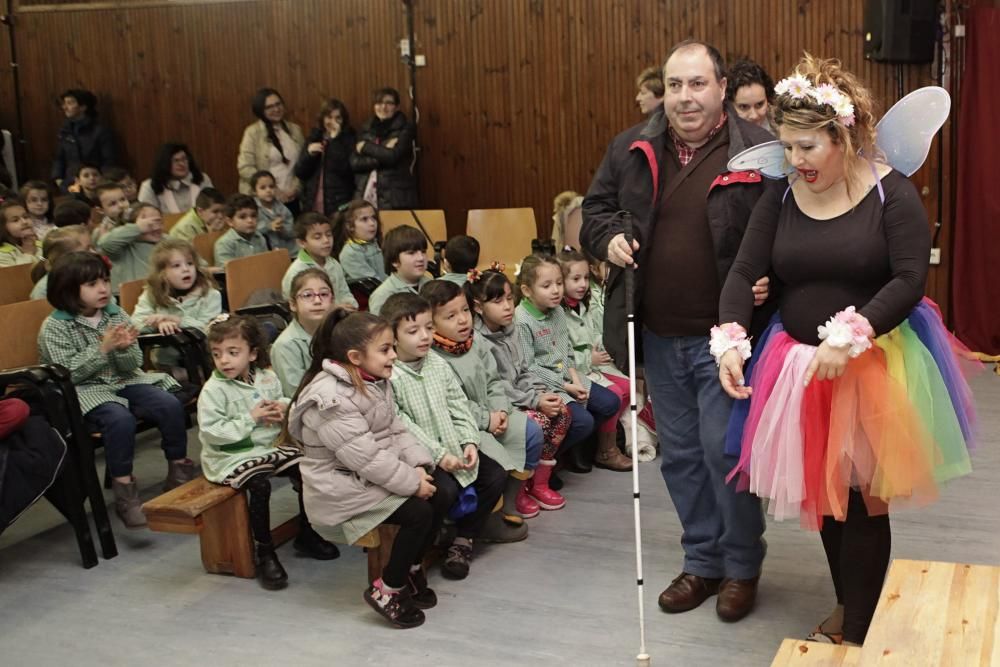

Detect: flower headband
[467,261,507,283]
[773,75,855,127]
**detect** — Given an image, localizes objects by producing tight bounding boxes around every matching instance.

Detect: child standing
[169,187,225,242]
[30,225,93,300]
[288,310,442,628]
[469,267,574,514]
[214,194,268,265]
[38,252,194,528]
[439,235,480,286]
[272,268,335,396]
[558,250,632,471]
[199,315,338,590]
[0,200,40,267]
[92,181,131,243]
[97,201,164,292]
[367,225,429,315]
[421,279,545,530]
[132,238,222,369]
[20,181,55,240]
[280,212,357,308]
[335,199,386,282]
[251,170,297,258]
[514,254,626,470]
[380,292,506,579]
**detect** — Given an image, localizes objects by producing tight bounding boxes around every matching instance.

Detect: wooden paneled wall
[0,0,969,312]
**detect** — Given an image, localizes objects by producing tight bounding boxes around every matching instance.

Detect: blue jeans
[563,402,593,450]
[585,381,621,425]
[643,330,765,580]
[85,384,188,478]
[524,417,543,469]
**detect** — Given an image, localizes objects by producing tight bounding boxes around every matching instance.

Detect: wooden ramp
[772,559,1000,666]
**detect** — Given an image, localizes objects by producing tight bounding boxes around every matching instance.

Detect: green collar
[297,248,325,267]
[519,300,547,321]
[52,301,122,321]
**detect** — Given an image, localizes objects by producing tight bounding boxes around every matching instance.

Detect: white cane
[623,212,651,667]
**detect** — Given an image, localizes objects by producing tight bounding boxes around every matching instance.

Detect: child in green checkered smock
[37,251,194,530]
[380,292,506,583]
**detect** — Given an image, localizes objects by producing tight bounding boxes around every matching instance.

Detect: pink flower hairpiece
[774,75,856,127]
[488,260,506,273]
[466,268,482,283]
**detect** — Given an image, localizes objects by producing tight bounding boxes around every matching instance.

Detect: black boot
[562,436,594,474]
[294,520,341,560]
[255,542,288,590]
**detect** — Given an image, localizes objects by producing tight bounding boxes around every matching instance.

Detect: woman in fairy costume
[714,54,976,647]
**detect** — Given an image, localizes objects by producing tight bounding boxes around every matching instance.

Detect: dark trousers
[242,465,312,545]
[381,482,452,588]
[84,385,187,478]
[820,490,892,644]
[432,452,505,540]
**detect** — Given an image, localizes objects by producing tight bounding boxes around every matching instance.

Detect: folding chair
[0,299,117,566]
[466,208,540,278]
[162,212,185,233]
[193,230,226,267]
[0,263,38,305]
[225,249,291,312]
[118,279,144,315]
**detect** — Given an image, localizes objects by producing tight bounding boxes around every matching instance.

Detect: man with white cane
[581,39,776,622]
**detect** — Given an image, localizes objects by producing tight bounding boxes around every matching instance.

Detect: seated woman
[138,143,214,214]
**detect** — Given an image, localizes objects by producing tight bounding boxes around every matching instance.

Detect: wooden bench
[142,476,400,580]
[771,640,860,666]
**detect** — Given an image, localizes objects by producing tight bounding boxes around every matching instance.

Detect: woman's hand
[719,348,752,400]
[385,137,399,149]
[307,142,324,155]
[416,471,436,499]
[752,276,770,307]
[607,233,640,269]
[804,341,851,387]
[355,141,366,154]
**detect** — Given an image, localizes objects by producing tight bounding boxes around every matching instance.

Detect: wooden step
[771,639,861,666]
[858,559,1000,666]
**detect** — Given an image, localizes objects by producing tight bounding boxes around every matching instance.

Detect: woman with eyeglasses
[238,88,305,216]
[350,87,418,211]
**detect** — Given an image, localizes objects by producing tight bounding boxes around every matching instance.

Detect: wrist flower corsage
[710,322,752,366]
[817,306,874,358]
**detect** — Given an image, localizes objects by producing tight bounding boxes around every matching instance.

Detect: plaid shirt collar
[668,111,727,166]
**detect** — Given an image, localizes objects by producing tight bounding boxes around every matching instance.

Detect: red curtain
[952,7,1000,354]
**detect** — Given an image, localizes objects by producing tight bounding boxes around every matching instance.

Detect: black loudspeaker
[863,0,938,64]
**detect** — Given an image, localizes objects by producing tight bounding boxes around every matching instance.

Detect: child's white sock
[374,577,403,594]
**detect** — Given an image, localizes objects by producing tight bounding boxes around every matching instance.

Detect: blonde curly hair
[772,53,882,197]
[551,190,584,250]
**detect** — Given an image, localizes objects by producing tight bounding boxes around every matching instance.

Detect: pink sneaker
[526,460,566,511]
[516,482,540,518]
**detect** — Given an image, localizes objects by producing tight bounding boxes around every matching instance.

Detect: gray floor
[1,373,997,667]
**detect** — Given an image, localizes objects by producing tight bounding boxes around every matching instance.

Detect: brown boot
[594,431,632,471]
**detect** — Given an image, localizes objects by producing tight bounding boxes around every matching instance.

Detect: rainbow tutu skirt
[724,298,977,530]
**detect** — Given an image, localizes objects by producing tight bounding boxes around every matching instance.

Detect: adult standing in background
[138,142,213,214]
[295,98,357,216]
[581,40,774,623]
[635,66,665,116]
[726,59,776,134]
[51,89,116,191]
[238,88,305,216]
[350,87,418,211]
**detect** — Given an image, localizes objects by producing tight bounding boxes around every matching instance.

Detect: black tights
[819,490,892,644]
[243,467,309,545]
[380,485,452,588]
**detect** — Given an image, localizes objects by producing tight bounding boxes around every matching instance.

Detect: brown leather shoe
[658,573,722,613]
[716,576,760,622]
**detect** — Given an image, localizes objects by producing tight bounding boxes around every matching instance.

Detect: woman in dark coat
[294,98,357,216]
[50,89,116,191]
[349,87,419,210]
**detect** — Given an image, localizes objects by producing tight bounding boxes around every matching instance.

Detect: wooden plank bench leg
[199,491,255,578]
[365,524,399,583]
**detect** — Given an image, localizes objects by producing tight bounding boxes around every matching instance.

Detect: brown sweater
[642,126,731,336]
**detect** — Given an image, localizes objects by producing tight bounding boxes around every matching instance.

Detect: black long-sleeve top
[719,170,930,345]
